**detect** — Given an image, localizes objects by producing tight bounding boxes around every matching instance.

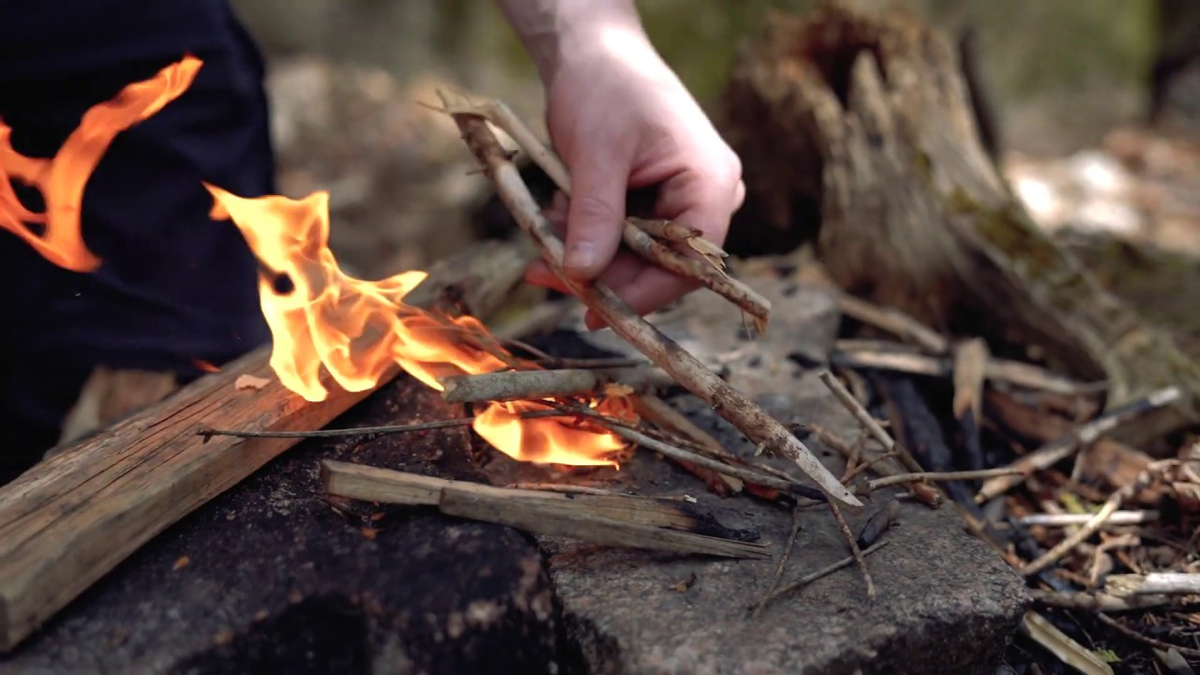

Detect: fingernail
[564,241,598,275]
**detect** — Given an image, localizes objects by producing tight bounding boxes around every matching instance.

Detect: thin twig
[828,500,876,598]
[553,402,824,502]
[868,468,1022,490]
[1020,494,1122,577]
[197,409,565,440]
[504,483,616,496]
[758,541,890,608]
[1094,613,1200,659]
[841,451,900,484]
[818,370,924,475]
[750,506,804,617]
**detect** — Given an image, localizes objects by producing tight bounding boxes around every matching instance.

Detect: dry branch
[976,386,1183,503]
[439,90,859,507]
[320,461,769,559]
[831,341,1096,396]
[439,367,673,403]
[1107,573,1200,598]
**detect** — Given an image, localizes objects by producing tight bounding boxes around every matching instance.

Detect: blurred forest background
[226,0,1200,288]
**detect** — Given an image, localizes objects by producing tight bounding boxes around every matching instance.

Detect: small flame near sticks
[0,54,632,468]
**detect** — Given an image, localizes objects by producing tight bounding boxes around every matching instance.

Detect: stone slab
[0,377,562,675]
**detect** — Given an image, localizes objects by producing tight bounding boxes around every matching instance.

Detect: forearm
[493,0,648,81]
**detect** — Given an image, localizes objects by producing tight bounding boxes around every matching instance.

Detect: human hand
[522,15,745,329]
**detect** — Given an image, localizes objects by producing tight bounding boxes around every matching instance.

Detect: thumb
[563,145,631,280]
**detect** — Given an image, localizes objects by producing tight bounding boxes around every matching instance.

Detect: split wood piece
[831,340,1096,397]
[320,461,769,559]
[1019,612,1115,675]
[627,216,729,269]
[1106,573,1200,598]
[439,367,674,403]
[402,238,537,319]
[439,91,860,507]
[0,346,392,652]
[1028,589,1172,613]
[721,1,1200,423]
[434,92,771,334]
[976,386,1183,504]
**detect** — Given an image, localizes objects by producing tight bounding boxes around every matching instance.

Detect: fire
[0,51,628,467]
[0,56,202,271]
[204,185,629,466]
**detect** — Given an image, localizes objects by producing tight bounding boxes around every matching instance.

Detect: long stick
[439,367,673,403]
[439,91,859,507]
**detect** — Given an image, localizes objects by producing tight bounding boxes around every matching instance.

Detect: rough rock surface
[0,279,1029,674]
[0,377,562,675]
[538,378,1028,675]
[549,279,1030,674]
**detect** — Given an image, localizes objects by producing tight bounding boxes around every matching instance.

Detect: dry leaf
[235,374,271,390]
[172,555,190,571]
[360,527,378,540]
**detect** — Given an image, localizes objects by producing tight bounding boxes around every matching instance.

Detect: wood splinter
[436,89,860,508]
[321,460,770,559]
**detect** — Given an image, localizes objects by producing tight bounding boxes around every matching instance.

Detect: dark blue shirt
[0,1,276,475]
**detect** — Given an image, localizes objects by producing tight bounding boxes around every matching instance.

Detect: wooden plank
[0,346,391,651]
[0,237,535,651]
[321,460,770,560]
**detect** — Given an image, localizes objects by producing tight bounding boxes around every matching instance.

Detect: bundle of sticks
[430,89,862,508]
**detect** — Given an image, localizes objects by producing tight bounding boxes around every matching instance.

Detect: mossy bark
[720,0,1200,424]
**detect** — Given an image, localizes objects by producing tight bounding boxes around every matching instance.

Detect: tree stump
[720,0,1200,423]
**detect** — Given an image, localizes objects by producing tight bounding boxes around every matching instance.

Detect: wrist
[499,0,649,83]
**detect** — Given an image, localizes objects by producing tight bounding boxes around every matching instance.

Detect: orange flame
[0,56,203,271]
[204,185,628,466]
